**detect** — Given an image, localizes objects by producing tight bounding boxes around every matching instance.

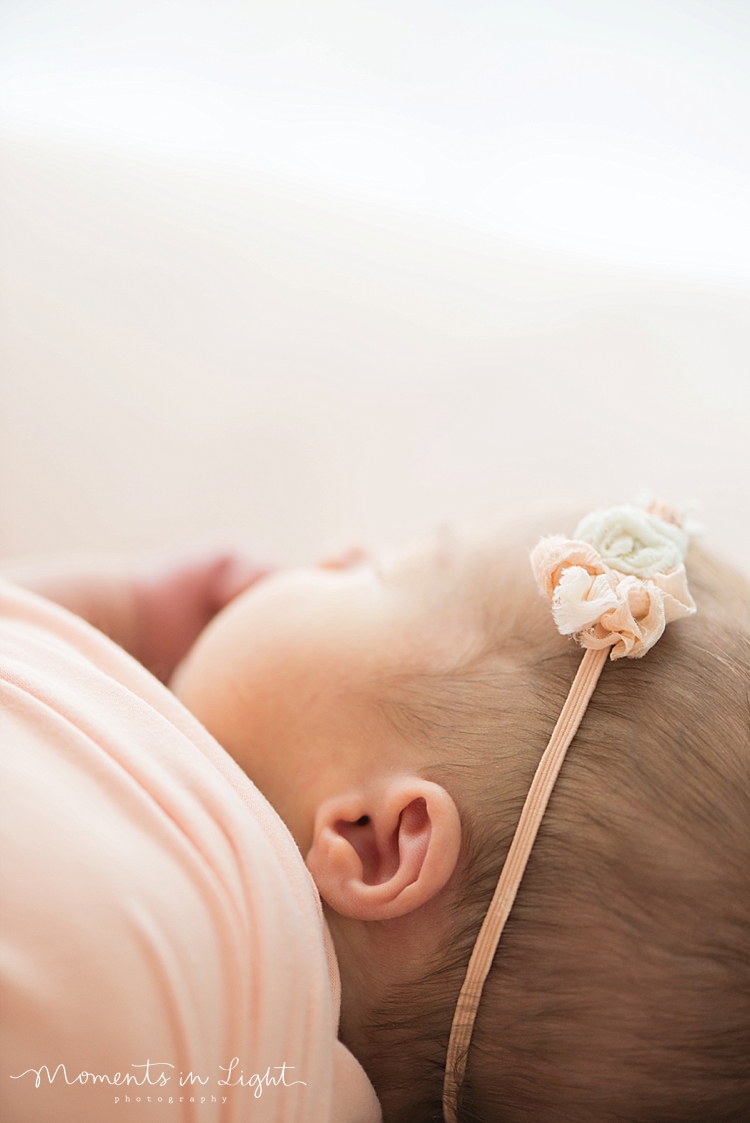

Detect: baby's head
[172,509,750,1123]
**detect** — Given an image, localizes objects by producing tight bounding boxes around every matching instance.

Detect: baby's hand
[130,542,277,681]
[4,541,275,682]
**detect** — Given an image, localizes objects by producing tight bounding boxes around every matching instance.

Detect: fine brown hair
[365,544,750,1123]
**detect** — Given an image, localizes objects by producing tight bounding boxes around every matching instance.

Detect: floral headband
[442,501,697,1123]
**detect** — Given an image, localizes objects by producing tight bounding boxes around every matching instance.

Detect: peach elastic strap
[442,645,609,1123]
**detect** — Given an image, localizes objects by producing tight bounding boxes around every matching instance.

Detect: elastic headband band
[442,645,607,1120]
[442,502,697,1123]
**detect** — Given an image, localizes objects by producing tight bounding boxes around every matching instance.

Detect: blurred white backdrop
[3,0,750,278]
[1,0,749,569]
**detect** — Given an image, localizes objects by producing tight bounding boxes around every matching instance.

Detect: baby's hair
[365,544,750,1123]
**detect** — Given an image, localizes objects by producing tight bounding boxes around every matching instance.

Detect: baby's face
[172,522,534,849]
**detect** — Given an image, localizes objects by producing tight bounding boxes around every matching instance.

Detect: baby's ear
[306,778,462,921]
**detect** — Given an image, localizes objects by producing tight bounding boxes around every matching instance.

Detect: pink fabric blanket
[0,578,381,1123]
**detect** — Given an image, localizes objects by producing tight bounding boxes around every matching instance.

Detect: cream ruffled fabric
[0,578,381,1123]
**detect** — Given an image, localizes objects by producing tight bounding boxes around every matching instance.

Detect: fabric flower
[574,504,688,578]
[530,504,696,660]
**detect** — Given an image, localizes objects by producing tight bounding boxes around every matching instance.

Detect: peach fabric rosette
[531,503,697,659]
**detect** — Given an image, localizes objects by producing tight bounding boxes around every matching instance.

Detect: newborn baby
[3,509,748,1123]
[171,512,750,1123]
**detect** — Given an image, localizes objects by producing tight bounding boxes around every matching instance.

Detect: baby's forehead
[453,504,592,584]
[408,522,542,645]
[449,514,553,586]
[458,504,587,552]
[444,511,585,646]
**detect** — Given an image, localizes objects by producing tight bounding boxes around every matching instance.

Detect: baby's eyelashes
[317,545,371,571]
[316,538,386,573]
[316,536,406,585]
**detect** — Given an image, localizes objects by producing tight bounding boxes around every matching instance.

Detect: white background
[1,0,748,569]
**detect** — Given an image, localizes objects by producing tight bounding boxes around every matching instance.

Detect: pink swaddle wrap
[0,577,381,1123]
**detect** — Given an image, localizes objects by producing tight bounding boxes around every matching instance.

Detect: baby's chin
[169,575,264,698]
[169,649,213,725]
[168,656,190,700]
[168,603,232,725]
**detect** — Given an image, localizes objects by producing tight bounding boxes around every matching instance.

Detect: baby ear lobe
[306,779,462,921]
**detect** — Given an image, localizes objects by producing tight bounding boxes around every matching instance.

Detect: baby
[171,507,750,1123]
